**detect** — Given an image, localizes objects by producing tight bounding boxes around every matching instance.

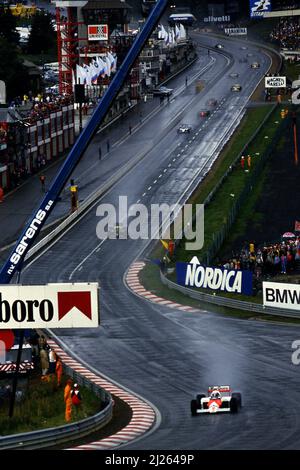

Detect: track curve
[20,34,300,450]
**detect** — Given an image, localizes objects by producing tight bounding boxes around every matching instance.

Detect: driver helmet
[211,389,221,399]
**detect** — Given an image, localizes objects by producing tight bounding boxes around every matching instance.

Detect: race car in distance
[229,72,239,79]
[177,123,192,133]
[251,62,260,69]
[215,43,224,49]
[199,110,210,117]
[191,386,242,415]
[152,86,173,96]
[231,84,242,92]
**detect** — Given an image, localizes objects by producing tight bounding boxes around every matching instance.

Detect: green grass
[175,105,282,263]
[282,61,300,82]
[150,106,274,263]
[0,373,101,436]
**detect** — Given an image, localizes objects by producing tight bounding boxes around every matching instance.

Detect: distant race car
[152,86,173,96]
[251,62,260,69]
[199,110,210,117]
[215,44,224,49]
[178,123,192,133]
[229,72,239,79]
[191,386,242,415]
[231,84,242,92]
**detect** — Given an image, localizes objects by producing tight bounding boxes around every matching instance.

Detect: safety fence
[160,270,300,319]
[0,362,112,450]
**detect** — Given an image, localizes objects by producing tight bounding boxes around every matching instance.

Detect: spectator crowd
[270,18,300,51]
[9,91,73,125]
[221,237,300,280]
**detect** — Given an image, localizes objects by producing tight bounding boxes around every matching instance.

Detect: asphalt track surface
[19,34,300,450]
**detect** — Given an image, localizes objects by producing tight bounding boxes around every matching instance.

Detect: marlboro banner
[0,283,99,328]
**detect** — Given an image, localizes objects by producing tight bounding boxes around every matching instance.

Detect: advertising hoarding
[0,283,99,328]
[250,0,272,18]
[88,25,108,41]
[176,262,253,295]
[265,76,286,88]
[263,282,300,311]
[224,28,247,36]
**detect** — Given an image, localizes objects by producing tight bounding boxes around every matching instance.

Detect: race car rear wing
[208,386,231,393]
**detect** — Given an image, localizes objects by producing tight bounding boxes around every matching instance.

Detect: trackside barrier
[0,364,113,450]
[160,270,300,319]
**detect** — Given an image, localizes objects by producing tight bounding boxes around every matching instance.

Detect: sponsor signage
[250,0,272,18]
[204,15,231,23]
[176,260,253,295]
[7,202,54,275]
[265,76,286,88]
[88,24,108,41]
[224,27,247,36]
[0,283,99,328]
[263,282,300,311]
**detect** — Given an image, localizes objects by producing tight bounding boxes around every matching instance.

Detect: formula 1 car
[191,386,242,415]
[177,123,192,133]
[231,84,242,92]
[199,110,210,118]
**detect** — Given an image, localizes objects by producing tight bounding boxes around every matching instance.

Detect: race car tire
[196,394,206,408]
[191,399,198,416]
[232,392,242,408]
[221,401,230,409]
[230,397,239,413]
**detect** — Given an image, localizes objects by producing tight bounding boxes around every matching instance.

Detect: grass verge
[175,104,282,263]
[151,105,275,262]
[0,372,101,436]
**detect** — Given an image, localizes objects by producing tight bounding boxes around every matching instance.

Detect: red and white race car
[191,386,242,415]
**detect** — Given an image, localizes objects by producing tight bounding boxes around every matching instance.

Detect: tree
[0,38,30,100]
[0,4,19,44]
[27,12,56,54]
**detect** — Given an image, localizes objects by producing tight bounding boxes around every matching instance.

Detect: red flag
[0,330,15,351]
[57,292,92,320]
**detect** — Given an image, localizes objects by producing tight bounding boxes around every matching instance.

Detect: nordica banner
[0,283,99,328]
[176,261,253,295]
[263,282,300,311]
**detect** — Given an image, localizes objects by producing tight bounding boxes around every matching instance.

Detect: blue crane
[0,0,169,284]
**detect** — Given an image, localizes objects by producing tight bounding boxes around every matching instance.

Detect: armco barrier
[160,270,300,319]
[0,365,113,450]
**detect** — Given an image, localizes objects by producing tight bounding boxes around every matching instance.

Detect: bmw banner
[250,0,272,18]
[176,260,253,296]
